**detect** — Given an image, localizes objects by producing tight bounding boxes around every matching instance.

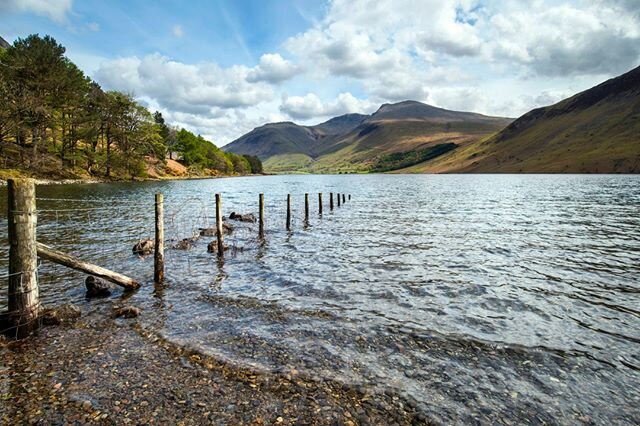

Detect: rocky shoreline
[0,304,432,425]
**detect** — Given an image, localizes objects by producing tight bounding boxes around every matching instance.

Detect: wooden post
[215,193,224,257]
[318,193,323,215]
[348,194,351,200]
[7,179,39,338]
[286,194,291,231]
[330,192,334,210]
[304,193,309,223]
[154,193,164,284]
[259,193,265,238]
[337,193,341,207]
[36,243,139,290]
[342,194,346,204]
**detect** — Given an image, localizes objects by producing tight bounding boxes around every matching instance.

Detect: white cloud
[172,25,184,38]
[247,53,299,83]
[87,22,100,32]
[280,92,376,120]
[94,54,274,115]
[0,0,73,23]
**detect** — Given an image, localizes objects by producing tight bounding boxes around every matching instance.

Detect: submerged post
[259,193,265,238]
[337,193,341,207]
[154,193,164,284]
[318,193,323,215]
[330,192,334,210]
[304,193,309,223]
[348,194,351,201]
[286,194,291,231]
[215,193,224,257]
[342,194,346,204]
[7,178,39,338]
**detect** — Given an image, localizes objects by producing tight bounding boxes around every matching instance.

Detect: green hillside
[402,65,640,173]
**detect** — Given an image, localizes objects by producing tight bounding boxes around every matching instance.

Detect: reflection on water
[1,174,639,424]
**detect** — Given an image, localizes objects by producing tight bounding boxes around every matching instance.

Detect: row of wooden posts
[3,178,352,338]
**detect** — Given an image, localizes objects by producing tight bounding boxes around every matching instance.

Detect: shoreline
[0,303,430,425]
[0,173,268,187]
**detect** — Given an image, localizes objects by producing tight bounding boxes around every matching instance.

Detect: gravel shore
[0,306,431,425]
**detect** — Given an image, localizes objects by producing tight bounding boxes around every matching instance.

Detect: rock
[85,276,112,298]
[199,222,233,236]
[173,237,198,250]
[132,239,154,255]
[42,304,81,325]
[112,306,141,319]
[229,212,256,223]
[81,400,93,412]
[207,240,229,253]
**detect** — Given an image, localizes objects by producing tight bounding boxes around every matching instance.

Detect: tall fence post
[7,178,39,338]
[259,193,265,238]
[330,192,334,210]
[338,193,341,207]
[215,193,224,257]
[318,193,323,215]
[304,193,309,224]
[286,194,291,231]
[154,193,164,284]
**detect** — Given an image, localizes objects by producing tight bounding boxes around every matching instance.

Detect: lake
[1,174,639,424]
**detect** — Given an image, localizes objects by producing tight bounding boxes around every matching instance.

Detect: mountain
[402,65,640,173]
[224,113,367,161]
[0,36,10,49]
[224,101,511,173]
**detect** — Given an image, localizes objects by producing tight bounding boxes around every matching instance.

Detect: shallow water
[1,174,639,424]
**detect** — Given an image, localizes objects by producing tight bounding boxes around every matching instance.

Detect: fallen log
[36,242,140,290]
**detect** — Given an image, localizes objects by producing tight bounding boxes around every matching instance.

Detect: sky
[1,0,639,146]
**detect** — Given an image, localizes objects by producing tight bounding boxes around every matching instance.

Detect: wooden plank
[259,193,265,238]
[36,242,140,290]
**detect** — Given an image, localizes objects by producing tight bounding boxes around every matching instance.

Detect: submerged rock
[229,212,256,223]
[85,276,113,298]
[42,304,81,325]
[112,305,141,319]
[207,240,229,253]
[173,236,199,250]
[199,222,234,236]
[133,239,154,255]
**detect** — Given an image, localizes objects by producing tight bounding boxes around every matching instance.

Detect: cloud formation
[0,0,73,23]
[89,0,640,145]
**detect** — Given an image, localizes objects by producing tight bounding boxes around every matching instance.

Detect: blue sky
[1,0,639,145]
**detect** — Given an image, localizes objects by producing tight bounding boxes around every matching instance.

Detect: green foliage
[370,143,458,172]
[0,33,259,179]
[242,155,263,174]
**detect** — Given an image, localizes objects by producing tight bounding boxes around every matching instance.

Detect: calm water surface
[1,174,639,424]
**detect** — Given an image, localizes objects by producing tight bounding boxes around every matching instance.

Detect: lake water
[1,174,639,424]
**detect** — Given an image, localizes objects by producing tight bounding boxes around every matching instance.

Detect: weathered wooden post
[215,193,224,257]
[259,193,265,238]
[286,194,291,231]
[318,193,323,215]
[338,193,341,207]
[7,178,39,338]
[304,193,309,223]
[154,193,164,284]
[330,192,334,210]
[342,194,346,204]
[348,194,351,201]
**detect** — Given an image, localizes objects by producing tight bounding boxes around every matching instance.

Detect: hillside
[225,101,511,173]
[403,65,640,173]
